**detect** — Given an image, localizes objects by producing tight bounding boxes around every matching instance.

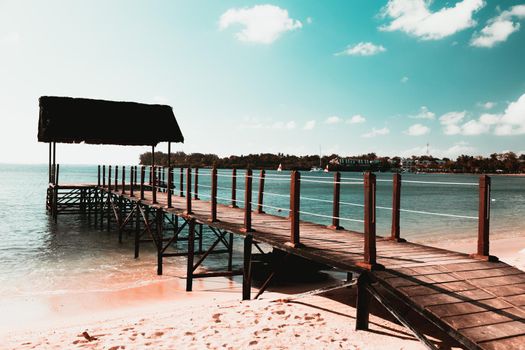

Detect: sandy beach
[2,234,524,350]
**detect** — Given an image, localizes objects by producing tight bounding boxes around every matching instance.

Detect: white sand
[3,235,524,350]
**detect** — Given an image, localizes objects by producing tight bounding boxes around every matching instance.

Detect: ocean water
[0,164,524,299]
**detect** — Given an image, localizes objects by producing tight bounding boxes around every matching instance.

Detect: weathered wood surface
[80,184,525,349]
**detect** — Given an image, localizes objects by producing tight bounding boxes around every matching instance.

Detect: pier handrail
[95,164,495,262]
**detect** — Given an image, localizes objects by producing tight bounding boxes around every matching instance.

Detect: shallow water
[0,164,523,299]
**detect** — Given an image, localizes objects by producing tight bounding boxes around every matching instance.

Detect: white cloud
[495,92,525,135]
[405,123,430,136]
[1,32,20,45]
[380,0,485,40]
[335,42,386,56]
[239,117,296,130]
[401,76,409,83]
[219,5,302,44]
[471,5,525,48]
[399,141,475,158]
[439,111,466,135]
[272,120,296,130]
[480,101,496,110]
[303,120,316,130]
[409,106,435,120]
[362,127,390,138]
[325,116,342,124]
[347,114,366,124]
[461,119,490,135]
[437,93,525,136]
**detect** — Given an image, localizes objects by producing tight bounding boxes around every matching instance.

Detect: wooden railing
[95,165,496,269]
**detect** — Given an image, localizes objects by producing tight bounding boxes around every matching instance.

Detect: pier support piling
[242,234,253,300]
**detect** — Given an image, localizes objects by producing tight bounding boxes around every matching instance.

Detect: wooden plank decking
[104,186,525,350]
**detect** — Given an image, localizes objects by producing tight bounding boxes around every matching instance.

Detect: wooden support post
[108,165,112,192]
[152,146,157,204]
[167,167,173,208]
[357,172,383,271]
[179,167,184,197]
[231,168,238,208]
[389,173,405,242]
[156,209,163,275]
[115,165,119,192]
[194,168,199,200]
[328,171,343,230]
[48,143,52,183]
[288,170,302,247]
[52,142,56,183]
[227,232,234,271]
[242,234,253,300]
[97,165,101,187]
[130,167,135,197]
[186,219,196,291]
[186,167,192,214]
[241,169,254,232]
[210,167,218,222]
[122,166,126,194]
[257,170,265,214]
[471,175,498,262]
[102,165,106,188]
[140,166,145,200]
[356,273,371,330]
[134,204,140,258]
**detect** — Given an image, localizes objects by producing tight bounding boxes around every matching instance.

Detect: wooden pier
[46,165,525,350]
[38,97,525,349]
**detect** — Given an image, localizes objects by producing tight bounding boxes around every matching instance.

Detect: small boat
[323,165,329,173]
[277,163,283,172]
[310,166,322,172]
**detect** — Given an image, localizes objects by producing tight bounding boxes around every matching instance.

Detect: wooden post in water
[328,171,343,230]
[186,167,192,214]
[108,165,112,192]
[130,167,135,197]
[102,165,106,188]
[114,165,119,192]
[152,146,157,204]
[242,234,253,300]
[167,167,173,208]
[231,168,238,208]
[357,172,383,271]
[97,165,101,187]
[241,169,254,232]
[288,170,302,247]
[389,173,405,242]
[194,168,199,200]
[140,166,145,200]
[257,170,265,214]
[210,167,218,222]
[179,168,184,197]
[471,175,498,262]
[122,166,126,194]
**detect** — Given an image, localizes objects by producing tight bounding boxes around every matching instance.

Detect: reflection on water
[0,164,524,299]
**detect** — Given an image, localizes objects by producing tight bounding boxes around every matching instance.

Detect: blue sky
[1,0,525,164]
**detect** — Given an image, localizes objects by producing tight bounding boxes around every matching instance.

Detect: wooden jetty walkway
[46,165,525,350]
[38,96,524,349]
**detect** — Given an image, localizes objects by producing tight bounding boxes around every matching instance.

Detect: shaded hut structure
[38,96,184,219]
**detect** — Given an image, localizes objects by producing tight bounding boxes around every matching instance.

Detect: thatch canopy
[38,96,184,146]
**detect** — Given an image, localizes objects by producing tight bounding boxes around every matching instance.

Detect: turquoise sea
[0,164,524,299]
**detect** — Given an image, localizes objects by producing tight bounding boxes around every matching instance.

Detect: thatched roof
[38,96,184,146]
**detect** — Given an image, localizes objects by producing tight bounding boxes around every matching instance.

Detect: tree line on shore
[138,151,525,174]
